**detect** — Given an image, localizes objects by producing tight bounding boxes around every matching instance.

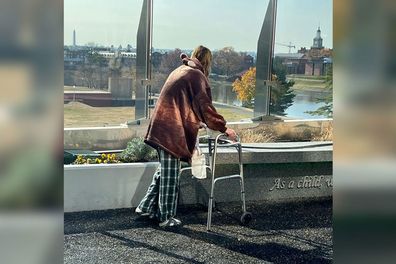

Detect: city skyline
[64,0,332,53]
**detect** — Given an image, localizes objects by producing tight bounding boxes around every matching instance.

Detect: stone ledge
[200,141,332,164]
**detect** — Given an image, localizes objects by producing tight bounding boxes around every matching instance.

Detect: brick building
[275,27,333,76]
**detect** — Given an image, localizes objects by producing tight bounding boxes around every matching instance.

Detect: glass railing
[64,0,143,128]
[271,0,333,119]
[151,0,269,122]
[64,0,333,143]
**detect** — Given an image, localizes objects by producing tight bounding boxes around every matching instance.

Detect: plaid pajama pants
[136,148,181,222]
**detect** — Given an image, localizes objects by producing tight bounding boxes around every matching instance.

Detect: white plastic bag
[191,137,207,179]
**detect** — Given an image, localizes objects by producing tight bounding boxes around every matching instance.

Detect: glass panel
[151,0,269,122]
[272,0,333,119]
[135,0,152,120]
[64,0,143,128]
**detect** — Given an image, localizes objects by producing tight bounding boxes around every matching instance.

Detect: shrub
[237,127,278,143]
[73,153,120,164]
[312,124,333,141]
[119,137,158,162]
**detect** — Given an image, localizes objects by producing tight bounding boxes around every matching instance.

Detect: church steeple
[312,26,323,49]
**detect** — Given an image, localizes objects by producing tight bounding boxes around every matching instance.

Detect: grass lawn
[64,86,105,92]
[64,102,252,128]
[287,74,327,91]
[216,107,252,121]
[64,102,135,127]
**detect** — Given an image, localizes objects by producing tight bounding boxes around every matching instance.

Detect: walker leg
[240,177,247,213]
[207,185,215,231]
[207,146,217,231]
[238,145,247,213]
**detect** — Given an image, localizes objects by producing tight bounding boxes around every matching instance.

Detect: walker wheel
[240,212,252,225]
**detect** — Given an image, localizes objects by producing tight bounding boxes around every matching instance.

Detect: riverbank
[287,74,328,92]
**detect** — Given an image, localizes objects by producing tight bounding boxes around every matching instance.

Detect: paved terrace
[64,199,332,263]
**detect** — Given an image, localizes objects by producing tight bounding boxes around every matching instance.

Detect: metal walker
[179,127,252,231]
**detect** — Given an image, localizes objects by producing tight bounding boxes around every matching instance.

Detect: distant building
[64,46,89,66]
[303,47,333,76]
[121,52,137,59]
[274,53,306,74]
[97,51,137,59]
[243,54,254,67]
[304,26,332,75]
[275,27,332,76]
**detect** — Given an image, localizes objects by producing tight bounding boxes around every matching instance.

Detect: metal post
[145,0,153,119]
[136,0,153,120]
[254,0,277,118]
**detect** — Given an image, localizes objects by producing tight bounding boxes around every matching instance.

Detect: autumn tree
[232,67,256,107]
[232,58,295,115]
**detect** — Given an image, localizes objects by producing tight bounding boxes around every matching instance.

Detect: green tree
[305,65,333,118]
[270,57,296,116]
[212,47,244,76]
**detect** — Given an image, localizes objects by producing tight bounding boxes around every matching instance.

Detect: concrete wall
[180,162,332,205]
[64,161,332,213]
[64,120,150,150]
[108,77,134,99]
[64,162,159,212]
[64,91,113,107]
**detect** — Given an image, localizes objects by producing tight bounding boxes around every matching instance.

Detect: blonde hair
[191,45,212,77]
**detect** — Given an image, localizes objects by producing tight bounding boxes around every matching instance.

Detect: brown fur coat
[144,54,227,162]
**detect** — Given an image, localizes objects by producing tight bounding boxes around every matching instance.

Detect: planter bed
[65,141,332,212]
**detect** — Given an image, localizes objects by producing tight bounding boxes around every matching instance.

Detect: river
[210,80,331,120]
[285,89,329,119]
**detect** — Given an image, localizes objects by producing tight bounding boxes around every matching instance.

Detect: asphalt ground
[64,199,332,264]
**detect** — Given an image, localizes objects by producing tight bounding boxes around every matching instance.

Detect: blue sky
[64,0,332,53]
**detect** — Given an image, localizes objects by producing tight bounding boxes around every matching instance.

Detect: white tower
[73,29,76,46]
[312,26,323,49]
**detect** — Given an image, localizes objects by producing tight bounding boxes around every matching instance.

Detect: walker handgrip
[216,133,240,145]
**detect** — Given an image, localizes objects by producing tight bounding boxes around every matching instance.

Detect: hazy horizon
[64,0,332,53]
